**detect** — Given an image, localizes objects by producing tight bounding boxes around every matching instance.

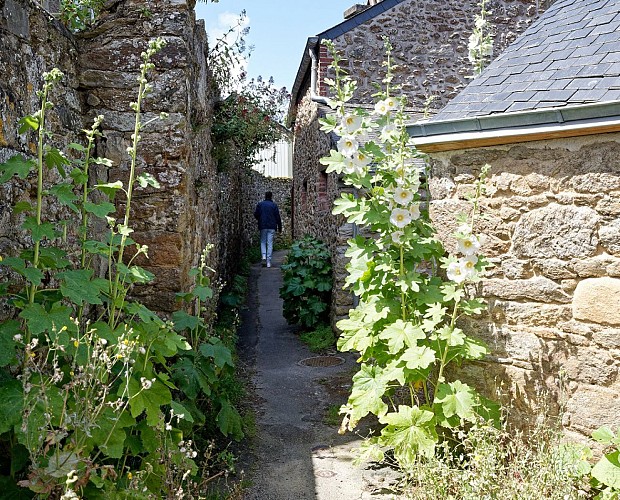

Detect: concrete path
[239,250,401,500]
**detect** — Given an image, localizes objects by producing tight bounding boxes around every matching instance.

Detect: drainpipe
[308,38,329,105]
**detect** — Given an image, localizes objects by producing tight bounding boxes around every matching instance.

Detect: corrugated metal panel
[252,138,293,178]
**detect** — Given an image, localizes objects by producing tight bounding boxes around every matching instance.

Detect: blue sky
[195,0,357,91]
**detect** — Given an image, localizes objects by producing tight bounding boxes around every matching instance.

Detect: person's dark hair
[265,191,273,200]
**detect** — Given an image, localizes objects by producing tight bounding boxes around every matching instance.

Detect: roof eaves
[407,100,620,152]
[318,0,405,40]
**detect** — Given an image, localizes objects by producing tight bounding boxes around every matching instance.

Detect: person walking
[254,191,282,268]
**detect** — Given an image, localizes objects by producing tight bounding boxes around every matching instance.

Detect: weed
[300,323,336,352]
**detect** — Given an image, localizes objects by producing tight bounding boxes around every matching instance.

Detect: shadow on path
[238,250,401,500]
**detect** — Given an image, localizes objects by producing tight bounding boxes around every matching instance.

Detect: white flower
[460,255,478,280]
[447,261,466,283]
[165,423,173,431]
[384,96,399,112]
[380,122,398,142]
[374,99,389,115]
[13,334,23,342]
[390,208,412,228]
[409,203,421,221]
[352,150,372,168]
[394,187,413,206]
[391,230,404,244]
[343,157,357,174]
[341,114,363,134]
[457,234,481,256]
[337,135,359,157]
[140,377,153,390]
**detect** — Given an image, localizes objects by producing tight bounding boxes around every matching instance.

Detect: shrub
[300,324,336,352]
[279,236,332,329]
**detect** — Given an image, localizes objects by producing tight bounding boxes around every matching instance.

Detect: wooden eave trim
[412,118,620,153]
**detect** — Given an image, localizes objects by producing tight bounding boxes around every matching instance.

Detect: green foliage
[279,235,333,329]
[300,323,336,352]
[211,78,289,171]
[0,39,241,498]
[59,0,105,31]
[589,426,620,498]
[320,39,497,474]
[468,0,494,77]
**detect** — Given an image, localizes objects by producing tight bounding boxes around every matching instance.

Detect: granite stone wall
[0,0,83,261]
[331,0,554,111]
[0,0,256,315]
[428,133,620,440]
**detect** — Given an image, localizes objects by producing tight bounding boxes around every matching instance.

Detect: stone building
[288,0,551,325]
[408,0,620,439]
[0,0,291,315]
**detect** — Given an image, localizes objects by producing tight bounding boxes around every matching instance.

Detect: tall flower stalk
[319,39,496,473]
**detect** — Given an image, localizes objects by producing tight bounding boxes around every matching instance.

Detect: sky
[195,0,358,92]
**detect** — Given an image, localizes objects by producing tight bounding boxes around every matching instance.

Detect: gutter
[308,37,329,105]
[407,100,620,152]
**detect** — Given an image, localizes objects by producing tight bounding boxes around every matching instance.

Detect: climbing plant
[0,38,241,498]
[319,38,498,473]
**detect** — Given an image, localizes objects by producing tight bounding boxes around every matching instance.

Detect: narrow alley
[238,250,400,500]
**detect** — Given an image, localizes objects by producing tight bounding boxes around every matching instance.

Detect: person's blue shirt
[254,199,282,232]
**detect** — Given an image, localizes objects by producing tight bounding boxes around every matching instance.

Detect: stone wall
[0,0,260,315]
[428,133,620,440]
[0,0,83,262]
[291,0,550,324]
[330,0,554,111]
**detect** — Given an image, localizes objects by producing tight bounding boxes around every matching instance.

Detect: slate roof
[427,0,620,123]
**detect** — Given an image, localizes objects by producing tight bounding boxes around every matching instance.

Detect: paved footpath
[239,250,401,500]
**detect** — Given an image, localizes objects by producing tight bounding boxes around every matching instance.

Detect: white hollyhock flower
[384,96,399,112]
[352,150,372,168]
[343,156,357,174]
[380,122,398,142]
[457,234,481,256]
[460,255,478,280]
[409,203,421,220]
[374,99,389,115]
[394,187,413,205]
[341,114,363,134]
[391,230,404,244]
[447,261,466,283]
[390,208,412,228]
[337,135,359,157]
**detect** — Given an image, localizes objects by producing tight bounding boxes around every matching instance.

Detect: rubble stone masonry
[428,134,620,440]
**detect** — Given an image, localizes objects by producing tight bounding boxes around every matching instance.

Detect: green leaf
[170,401,194,423]
[193,285,213,301]
[69,167,88,185]
[593,427,616,445]
[38,246,70,270]
[127,376,172,426]
[0,379,23,434]
[1,257,43,285]
[117,263,154,284]
[22,217,57,242]
[13,201,33,214]
[172,355,215,400]
[200,339,233,368]
[172,310,201,332]
[0,320,21,367]
[378,405,437,462]
[379,320,425,354]
[44,148,70,174]
[592,451,620,489]
[18,114,40,134]
[84,201,116,218]
[49,183,78,212]
[216,399,243,440]
[435,381,477,421]
[401,345,436,370]
[96,180,124,199]
[67,142,86,152]
[438,326,466,347]
[86,407,134,459]
[19,303,73,336]
[57,269,108,305]
[348,364,388,422]
[137,172,160,188]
